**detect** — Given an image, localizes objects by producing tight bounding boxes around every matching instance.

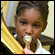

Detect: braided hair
[16,1,49,22]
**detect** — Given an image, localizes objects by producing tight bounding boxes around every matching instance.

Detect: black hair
[16,1,49,22]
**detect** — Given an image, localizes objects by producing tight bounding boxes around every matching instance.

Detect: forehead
[18,8,43,24]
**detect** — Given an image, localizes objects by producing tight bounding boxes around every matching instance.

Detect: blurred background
[2,1,54,54]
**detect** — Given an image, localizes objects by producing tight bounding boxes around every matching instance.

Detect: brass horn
[1,1,23,54]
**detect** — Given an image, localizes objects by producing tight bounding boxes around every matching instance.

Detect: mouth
[22,35,34,44]
[21,35,36,48]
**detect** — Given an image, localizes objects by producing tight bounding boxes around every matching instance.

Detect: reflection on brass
[23,35,32,50]
[1,1,7,13]
[1,1,23,54]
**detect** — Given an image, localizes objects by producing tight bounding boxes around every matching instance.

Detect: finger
[24,48,34,54]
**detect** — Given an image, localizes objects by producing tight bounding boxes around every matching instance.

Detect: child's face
[14,8,47,45]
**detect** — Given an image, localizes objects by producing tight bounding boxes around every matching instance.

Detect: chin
[31,40,36,45]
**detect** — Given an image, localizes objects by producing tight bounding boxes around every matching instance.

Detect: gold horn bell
[1,1,23,54]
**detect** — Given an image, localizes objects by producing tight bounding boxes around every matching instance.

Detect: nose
[25,25,33,35]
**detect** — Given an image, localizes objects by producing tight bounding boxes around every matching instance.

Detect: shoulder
[35,39,51,54]
[41,48,51,54]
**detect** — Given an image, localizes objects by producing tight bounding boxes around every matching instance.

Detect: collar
[35,39,42,54]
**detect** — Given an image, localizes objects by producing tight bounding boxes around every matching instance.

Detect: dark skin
[14,8,47,53]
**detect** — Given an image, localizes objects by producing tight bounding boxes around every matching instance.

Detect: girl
[14,1,51,54]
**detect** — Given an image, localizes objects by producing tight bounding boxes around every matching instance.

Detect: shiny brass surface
[1,1,23,54]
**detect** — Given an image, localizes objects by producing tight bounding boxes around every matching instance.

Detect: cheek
[16,23,23,37]
[16,24,25,45]
[33,28,42,40]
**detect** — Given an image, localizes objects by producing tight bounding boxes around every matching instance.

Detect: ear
[14,14,17,26]
[42,22,48,32]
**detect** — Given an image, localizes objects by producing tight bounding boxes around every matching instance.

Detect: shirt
[14,34,51,54]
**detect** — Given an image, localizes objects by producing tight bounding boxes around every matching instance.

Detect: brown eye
[20,21,27,25]
[33,24,39,28]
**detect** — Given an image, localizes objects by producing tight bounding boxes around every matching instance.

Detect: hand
[21,48,34,54]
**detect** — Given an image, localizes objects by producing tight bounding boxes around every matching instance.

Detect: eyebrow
[34,20,43,25]
[19,18,27,21]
